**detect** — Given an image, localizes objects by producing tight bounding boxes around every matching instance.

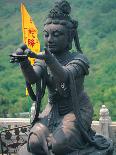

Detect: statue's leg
[26,122,50,155]
[48,113,87,155]
[28,123,50,155]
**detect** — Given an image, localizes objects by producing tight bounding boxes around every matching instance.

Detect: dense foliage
[0,0,116,120]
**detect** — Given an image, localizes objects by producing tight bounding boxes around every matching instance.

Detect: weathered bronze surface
[10,0,113,155]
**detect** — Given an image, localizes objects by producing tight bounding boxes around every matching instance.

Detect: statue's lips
[48,44,56,48]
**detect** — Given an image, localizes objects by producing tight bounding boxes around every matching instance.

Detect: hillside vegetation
[0,0,116,120]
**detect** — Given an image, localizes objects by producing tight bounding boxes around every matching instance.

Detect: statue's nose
[48,35,54,43]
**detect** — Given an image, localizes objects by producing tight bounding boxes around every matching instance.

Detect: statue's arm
[19,48,89,84]
[45,51,89,82]
[45,52,68,82]
[20,59,46,84]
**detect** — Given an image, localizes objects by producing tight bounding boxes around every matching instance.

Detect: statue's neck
[54,51,69,59]
[54,51,71,64]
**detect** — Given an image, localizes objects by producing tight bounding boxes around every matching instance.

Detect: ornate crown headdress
[45,0,77,28]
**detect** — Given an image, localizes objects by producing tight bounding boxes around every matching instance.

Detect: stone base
[17,138,114,155]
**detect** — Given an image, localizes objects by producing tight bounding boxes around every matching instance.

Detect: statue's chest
[47,67,63,91]
[46,58,69,88]
[46,52,75,90]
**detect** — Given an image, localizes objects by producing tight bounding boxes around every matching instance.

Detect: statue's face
[43,23,69,55]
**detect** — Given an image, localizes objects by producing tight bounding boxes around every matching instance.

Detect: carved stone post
[30,102,36,123]
[99,105,111,138]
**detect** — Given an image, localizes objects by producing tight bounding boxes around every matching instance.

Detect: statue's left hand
[10,44,49,63]
[10,44,28,63]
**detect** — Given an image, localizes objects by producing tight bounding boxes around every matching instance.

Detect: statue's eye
[44,32,49,37]
[53,31,61,37]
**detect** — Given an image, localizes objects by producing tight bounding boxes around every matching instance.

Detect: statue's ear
[68,29,75,50]
[68,29,75,42]
[68,42,72,50]
[71,29,76,39]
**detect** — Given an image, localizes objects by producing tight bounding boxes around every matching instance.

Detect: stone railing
[92,105,116,140]
[0,105,116,154]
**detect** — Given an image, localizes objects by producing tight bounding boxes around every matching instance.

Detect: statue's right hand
[10,44,28,63]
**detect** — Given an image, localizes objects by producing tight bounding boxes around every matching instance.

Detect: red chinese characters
[28,28,36,35]
[28,39,35,47]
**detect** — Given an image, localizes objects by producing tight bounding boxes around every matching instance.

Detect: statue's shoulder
[71,52,89,67]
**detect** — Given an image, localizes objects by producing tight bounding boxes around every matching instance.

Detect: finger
[10,57,19,63]
[16,48,23,55]
[15,58,20,62]
[19,43,28,51]
[10,57,15,63]
[10,60,15,63]
[10,57,15,61]
[24,49,31,56]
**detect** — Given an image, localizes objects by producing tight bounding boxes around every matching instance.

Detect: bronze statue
[10,0,113,155]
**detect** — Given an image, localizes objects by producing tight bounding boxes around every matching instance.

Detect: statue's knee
[27,132,49,155]
[27,123,50,154]
[28,133,40,152]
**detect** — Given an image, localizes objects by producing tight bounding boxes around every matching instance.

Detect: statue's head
[43,0,81,55]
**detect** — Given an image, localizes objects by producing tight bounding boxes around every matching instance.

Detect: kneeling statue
[10,0,113,155]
